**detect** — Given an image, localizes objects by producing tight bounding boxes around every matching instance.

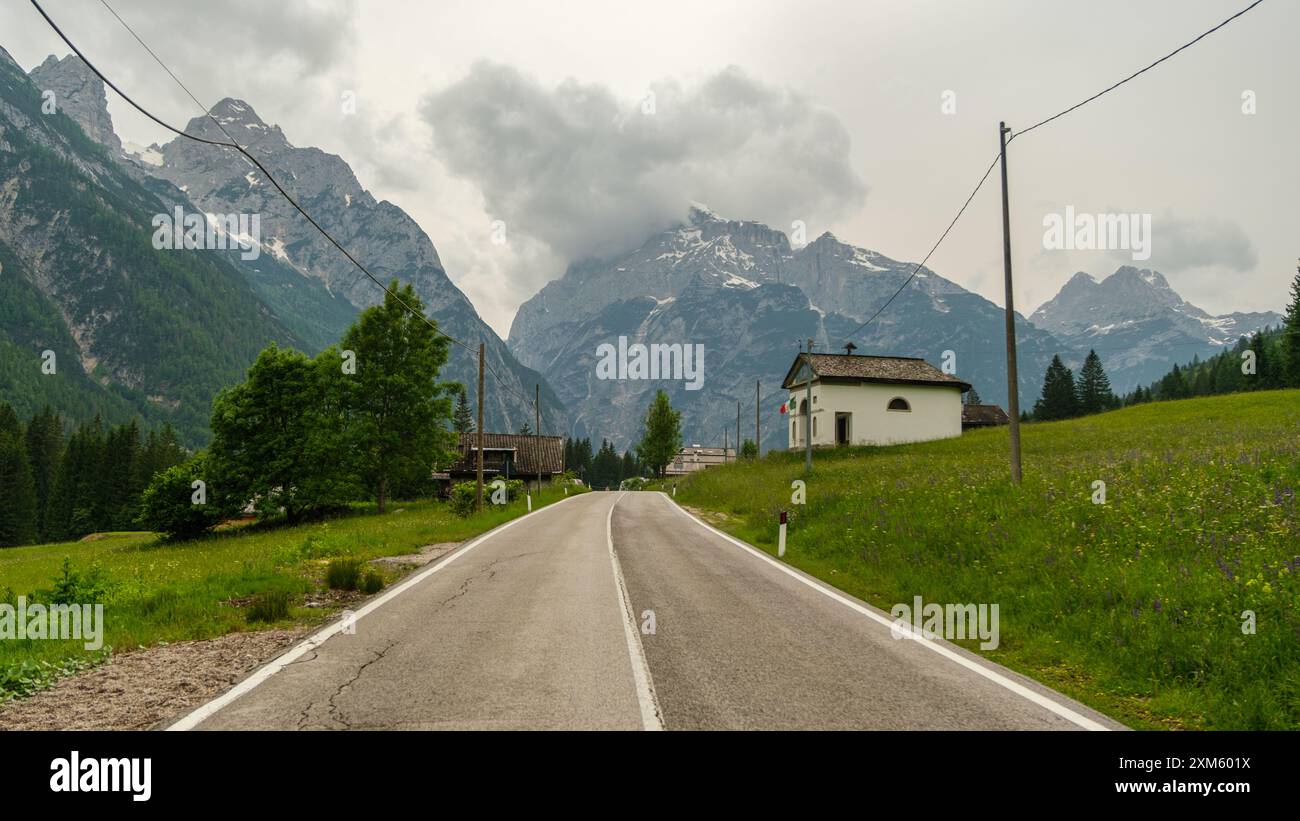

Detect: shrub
[138,452,228,540]
[361,568,384,594]
[47,557,111,605]
[246,590,290,623]
[326,557,364,591]
[449,481,478,517]
[450,478,525,516]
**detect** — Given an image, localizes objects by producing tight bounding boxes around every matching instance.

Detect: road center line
[167,492,587,731]
[606,492,664,731]
[658,492,1111,731]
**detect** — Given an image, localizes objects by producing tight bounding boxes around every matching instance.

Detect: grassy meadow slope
[671,391,1300,729]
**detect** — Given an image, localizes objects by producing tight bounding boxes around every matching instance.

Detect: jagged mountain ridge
[0,50,303,444]
[145,97,565,434]
[1030,267,1282,389]
[510,207,1067,451]
[18,51,566,435]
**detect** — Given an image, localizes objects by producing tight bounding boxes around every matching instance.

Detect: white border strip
[658,493,1111,731]
[605,492,664,731]
[167,492,586,731]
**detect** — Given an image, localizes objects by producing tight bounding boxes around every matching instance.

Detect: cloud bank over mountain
[420,62,868,264]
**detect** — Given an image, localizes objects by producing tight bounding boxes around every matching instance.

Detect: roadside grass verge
[0,484,584,703]
[669,390,1300,730]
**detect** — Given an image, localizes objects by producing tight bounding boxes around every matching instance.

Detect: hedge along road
[172,491,1123,730]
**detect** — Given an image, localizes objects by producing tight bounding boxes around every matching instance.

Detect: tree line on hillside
[0,405,187,547]
[563,437,651,489]
[1027,266,1300,422]
[1125,325,1296,403]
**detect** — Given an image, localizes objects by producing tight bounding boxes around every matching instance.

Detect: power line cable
[839,153,1000,342]
[33,0,546,419]
[1010,0,1265,141]
[844,0,1266,344]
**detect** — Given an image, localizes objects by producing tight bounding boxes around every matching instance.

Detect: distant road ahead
[179,492,1122,731]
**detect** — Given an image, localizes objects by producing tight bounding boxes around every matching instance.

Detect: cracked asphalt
[190,491,1124,730]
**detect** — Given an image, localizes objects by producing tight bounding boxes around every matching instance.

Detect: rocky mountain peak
[1109,265,1171,289]
[687,202,722,224]
[179,97,288,149]
[28,53,122,155]
[1030,265,1281,387]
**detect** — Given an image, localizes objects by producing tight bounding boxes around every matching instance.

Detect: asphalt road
[177,491,1123,731]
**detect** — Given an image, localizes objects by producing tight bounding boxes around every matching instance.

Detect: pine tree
[0,428,38,546]
[518,422,533,436]
[453,388,475,434]
[620,450,639,480]
[1075,350,1115,415]
[1282,262,1300,388]
[103,420,142,529]
[572,438,594,480]
[1033,356,1079,420]
[0,402,19,439]
[1248,334,1270,390]
[24,407,63,541]
[44,417,108,539]
[590,439,621,489]
[965,387,983,406]
[135,424,187,492]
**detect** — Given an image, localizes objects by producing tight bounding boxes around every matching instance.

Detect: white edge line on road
[658,492,1111,732]
[606,492,664,731]
[167,492,588,731]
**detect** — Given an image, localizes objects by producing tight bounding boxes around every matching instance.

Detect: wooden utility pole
[476,342,485,511]
[755,380,761,458]
[999,122,1023,484]
[535,384,541,494]
[736,400,741,461]
[804,339,814,473]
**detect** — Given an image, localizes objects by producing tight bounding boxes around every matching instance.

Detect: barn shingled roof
[445,433,565,475]
[961,403,1011,426]
[782,353,971,392]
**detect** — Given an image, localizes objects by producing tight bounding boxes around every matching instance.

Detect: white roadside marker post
[778,510,788,558]
[672,484,677,498]
[527,493,532,512]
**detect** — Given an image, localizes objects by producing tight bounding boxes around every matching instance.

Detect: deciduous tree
[636,390,682,477]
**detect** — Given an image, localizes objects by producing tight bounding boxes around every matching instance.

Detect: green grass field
[671,390,1300,730]
[0,484,583,702]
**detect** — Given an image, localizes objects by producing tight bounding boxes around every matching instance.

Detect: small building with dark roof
[961,403,1011,430]
[435,433,566,484]
[780,351,971,448]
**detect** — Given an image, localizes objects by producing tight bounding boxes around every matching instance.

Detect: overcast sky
[5,0,1296,335]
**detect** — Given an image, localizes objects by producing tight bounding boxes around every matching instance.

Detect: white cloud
[419,62,868,264]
